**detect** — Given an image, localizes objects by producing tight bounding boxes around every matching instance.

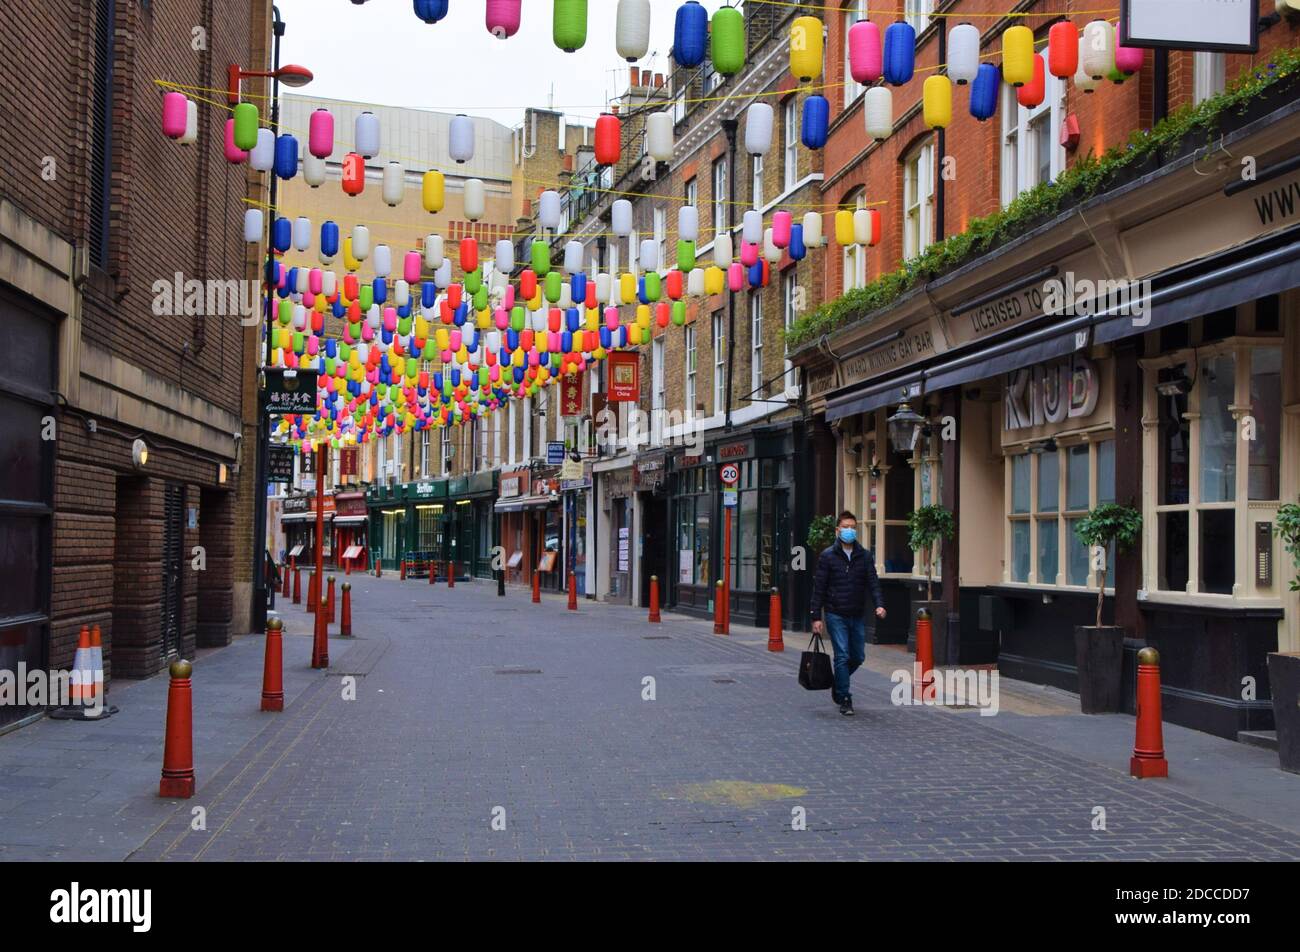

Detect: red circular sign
[720,464,740,487]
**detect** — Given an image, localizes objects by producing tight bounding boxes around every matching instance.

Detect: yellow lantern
[1002,25,1035,87]
[344,238,360,272]
[422,170,445,213]
[620,272,637,302]
[789,15,824,83]
[627,323,642,345]
[704,265,725,296]
[636,304,651,327]
[835,210,855,246]
[528,289,543,311]
[922,74,952,130]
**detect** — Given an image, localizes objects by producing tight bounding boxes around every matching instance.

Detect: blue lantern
[599,326,612,350]
[513,366,526,384]
[970,63,999,121]
[421,282,437,309]
[413,0,449,25]
[325,338,337,359]
[789,224,806,262]
[566,307,581,332]
[332,300,346,319]
[372,278,387,305]
[454,302,468,326]
[801,95,829,150]
[320,220,339,258]
[673,1,708,68]
[506,329,520,352]
[883,21,916,86]
[571,272,587,303]
[272,217,292,253]
[748,261,763,287]
[274,134,298,180]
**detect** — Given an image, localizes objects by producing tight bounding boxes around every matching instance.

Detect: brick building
[0,0,269,729]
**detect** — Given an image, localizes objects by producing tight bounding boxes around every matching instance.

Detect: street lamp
[886,401,925,455]
[226,62,314,105]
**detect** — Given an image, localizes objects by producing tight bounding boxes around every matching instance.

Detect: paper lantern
[494,240,514,275]
[745,102,774,156]
[1114,25,1143,76]
[639,239,659,272]
[539,190,562,229]
[223,119,247,164]
[595,113,621,166]
[790,15,824,83]
[422,170,445,213]
[616,0,651,61]
[273,134,298,180]
[554,0,588,53]
[1000,26,1034,88]
[355,111,380,158]
[382,162,404,206]
[848,20,882,85]
[564,241,584,274]
[374,245,392,278]
[835,210,854,246]
[922,75,952,130]
[789,224,806,261]
[1074,38,1100,93]
[679,205,699,243]
[854,209,881,247]
[232,102,259,151]
[249,128,274,172]
[304,152,326,187]
[742,209,763,245]
[647,111,674,161]
[461,239,479,274]
[711,6,746,76]
[161,92,188,139]
[714,233,733,267]
[486,0,522,39]
[308,108,333,159]
[864,86,893,141]
[341,152,364,196]
[739,240,758,268]
[464,179,485,221]
[425,234,444,271]
[677,240,696,271]
[728,263,744,292]
[352,226,371,262]
[673,1,708,68]
[883,21,916,86]
[802,95,829,150]
[800,211,821,247]
[414,0,449,24]
[449,114,474,164]
[321,221,340,259]
[762,230,780,264]
[531,240,551,275]
[612,199,633,237]
[243,209,263,243]
[772,211,792,249]
[1018,54,1046,109]
[1081,20,1114,80]
[293,217,312,252]
[947,23,979,85]
[270,219,288,254]
[970,63,999,121]
[1048,21,1078,78]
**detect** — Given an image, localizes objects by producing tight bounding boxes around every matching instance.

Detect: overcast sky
[276,0,731,131]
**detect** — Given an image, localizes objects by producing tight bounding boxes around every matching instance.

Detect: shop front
[281,492,335,568]
[635,449,675,609]
[494,468,563,591]
[561,465,592,597]
[332,492,368,572]
[446,470,499,580]
[596,463,635,605]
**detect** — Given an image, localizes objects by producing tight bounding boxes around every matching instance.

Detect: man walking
[809,511,886,716]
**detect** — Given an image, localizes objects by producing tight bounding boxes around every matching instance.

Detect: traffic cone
[767,588,784,652]
[648,575,661,623]
[159,660,195,799]
[341,584,353,637]
[261,618,284,712]
[1130,647,1169,778]
[69,625,92,706]
[89,624,105,704]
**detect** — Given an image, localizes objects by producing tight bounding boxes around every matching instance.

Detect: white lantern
[531,309,547,333]
[351,225,370,261]
[464,179,485,221]
[864,86,893,141]
[564,241,585,274]
[293,216,312,252]
[802,212,824,247]
[678,205,699,243]
[355,111,381,159]
[596,272,612,303]
[250,128,275,171]
[449,114,475,164]
[322,271,337,297]
[687,268,705,296]
[639,239,659,272]
[395,280,410,307]
[559,284,573,309]
[1074,37,1100,92]
[303,152,326,187]
[243,208,263,243]
[1081,20,1114,80]
[714,233,733,266]
[743,209,763,245]
[496,239,514,274]
[948,24,980,85]
[611,199,633,237]
[745,102,774,156]
[180,99,198,145]
[435,259,453,288]
[609,270,623,306]
[646,112,674,161]
[763,228,781,263]
[373,245,392,278]
[382,162,404,207]
[293,304,307,329]
[539,190,562,229]
[366,305,381,329]
[319,247,334,266]
[424,234,444,271]
[293,267,308,294]
[616,0,651,62]
[853,209,875,246]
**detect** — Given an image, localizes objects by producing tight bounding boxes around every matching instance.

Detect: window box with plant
[1071,504,1142,714]
[1267,504,1300,774]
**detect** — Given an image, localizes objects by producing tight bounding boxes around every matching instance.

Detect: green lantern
[510,306,526,332]
[545,270,563,303]
[644,271,661,302]
[677,239,696,272]
[359,285,374,311]
[473,287,489,312]
[233,101,259,151]
[711,7,746,77]
[465,267,482,295]
[553,0,588,53]
[672,301,687,326]
[531,240,551,275]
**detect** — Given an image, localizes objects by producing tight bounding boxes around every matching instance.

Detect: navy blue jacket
[809,542,884,619]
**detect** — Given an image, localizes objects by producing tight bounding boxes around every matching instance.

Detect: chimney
[630,66,641,88]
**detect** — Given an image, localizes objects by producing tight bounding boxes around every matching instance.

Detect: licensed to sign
[719,463,740,487]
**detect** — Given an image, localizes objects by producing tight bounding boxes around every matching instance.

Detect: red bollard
[567,572,577,611]
[261,618,284,712]
[345,556,351,577]
[914,608,935,700]
[341,583,353,637]
[532,570,541,604]
[768,587,784,652]
[648,575,661,623]
[292,567,301,605]
[1130,647,1169,779]
[159,660,196,798]
[311,594,329,669]
[400,560,407,581]
[307,570,318,614]
[283,559,292,597]
[713,580,724,635]
[327,576,336,625]
[376,559,382,579]
[429,558,437,585]
[449,559,456,589]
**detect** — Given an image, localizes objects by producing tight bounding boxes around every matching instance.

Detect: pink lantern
[740,241,759,267]
[848,20,882,85]
[605,307,619,331]
[772,211,793,248]
[404,251,422,284]
[495,308,509,330]
[1113,25,1143,75]
[728,262,744,292]
[162,92,188,139]
[223,119,248,164]
[309,108,334,159]
[486,0,522,39]
[309,268,323,295]
[502,285,516,309]
[383,308,397,333]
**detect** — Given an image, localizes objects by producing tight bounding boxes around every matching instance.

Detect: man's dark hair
[837,510,857,525]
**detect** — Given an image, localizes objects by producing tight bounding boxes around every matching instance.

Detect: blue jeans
[824,611,866,703]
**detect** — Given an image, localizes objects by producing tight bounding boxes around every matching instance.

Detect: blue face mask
[839,528,857,545]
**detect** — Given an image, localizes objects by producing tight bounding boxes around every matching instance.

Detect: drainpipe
[722,117,739,432]
[935,24,946,244]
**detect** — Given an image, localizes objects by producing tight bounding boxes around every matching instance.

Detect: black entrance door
[160,485,184,662]
[641,495,667,607]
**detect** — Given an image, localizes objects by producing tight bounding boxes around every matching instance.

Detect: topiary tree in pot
[906,505,955,662]
[805,514,837,560]
[1071,503,1142,714]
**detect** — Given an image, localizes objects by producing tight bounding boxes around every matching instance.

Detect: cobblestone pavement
[5,575,1300,861]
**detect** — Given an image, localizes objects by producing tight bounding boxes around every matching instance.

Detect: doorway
[160,484,185,663]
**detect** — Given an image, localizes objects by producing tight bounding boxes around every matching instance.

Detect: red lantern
[548,308,562,333]
[447,284,463,310]
[344,274,359,301]
[460,238,478,273]
[595,113,621,166]
[440,299,454,324]
[1047,21,1078,79]
[585,282,598,309]
[655,302,670,328]
[665,269,684,300]
[342,152,365,196]
[520,329,535,351]
[519,269,537,299]
[1018,54,1046,109]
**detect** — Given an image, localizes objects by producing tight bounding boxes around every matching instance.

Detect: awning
[923,317,1091,394]
[1094,231,1300,345]
[281,512,333,524]
[333,515,368,526]
[825,373,923,423]
[494,494,557,513]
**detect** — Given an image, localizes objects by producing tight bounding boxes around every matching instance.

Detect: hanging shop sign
[269,444,297,483]
[1120,0,1259,54]
[560,373,585,418]
[500,468,528,499]
[716,438,754,462]
[634,451,669,490]
[339,447,358,478]
[1003,354,1108,437]
[607,351,640,402]
[264,369,319,415]
[547,441,566,466]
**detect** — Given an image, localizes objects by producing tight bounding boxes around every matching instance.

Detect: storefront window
[1248,347,1282,501]
[695,497,712,585]
[1198,353,1236,504]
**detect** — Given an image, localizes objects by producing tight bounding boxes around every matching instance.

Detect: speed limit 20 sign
[719,463,740,487]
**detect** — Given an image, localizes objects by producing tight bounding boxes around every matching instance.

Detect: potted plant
[1267,503,1300,773]
[1071,503,1143,714]
[907,505,956,663]
[805,514,837,564]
